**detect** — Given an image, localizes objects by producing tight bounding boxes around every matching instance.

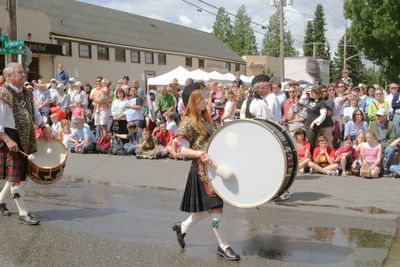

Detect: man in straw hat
[0,62,52,225]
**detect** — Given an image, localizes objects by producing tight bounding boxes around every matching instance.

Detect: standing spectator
[234,88,246,119]
[126,86,144,128]
[286,94,306,132]
[55,64,69,85]
[165,111,177,133]
[282,84,297,122]
[155,85,175,121]
[391,87,400,135]
[341,69,353,90]
[69,81,88,109]
[55,84,70,115]
[71,99,86,124]
[308,135,339,176]
[367,88,389,122]
[271,81,286,123]
[111,88,128,134]
[221,90,236,125]
[265,82,280,123]
[34,79,52,119]
[342,96,359,125]
[48,79,58,107]
[385,83,398,113]
[93,78,112,137]
[359,131,382,178]
[364,87,376,114]
[232,71,244,88]
[243,74,274,120]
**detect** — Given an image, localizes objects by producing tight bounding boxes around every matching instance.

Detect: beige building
[0,0,245,88]
[243,55,330,84]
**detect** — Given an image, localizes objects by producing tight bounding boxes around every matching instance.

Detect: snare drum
[28,138,67,185]
[206,119,298,208]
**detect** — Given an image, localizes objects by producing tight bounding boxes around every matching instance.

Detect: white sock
[10,184,29,216]
[0,181,12,203]
[181,211,210,234]
[211,214,229,250]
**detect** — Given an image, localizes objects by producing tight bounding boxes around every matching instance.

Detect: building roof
[20,0,244,63]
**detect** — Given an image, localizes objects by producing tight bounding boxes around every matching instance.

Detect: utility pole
[6,0,18,63]
[343,28,347,70]
[279,0,285,82]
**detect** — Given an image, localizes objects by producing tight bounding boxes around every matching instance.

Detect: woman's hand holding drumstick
[200,151,234,180]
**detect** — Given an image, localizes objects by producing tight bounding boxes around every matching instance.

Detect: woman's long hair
[184,89,212,136]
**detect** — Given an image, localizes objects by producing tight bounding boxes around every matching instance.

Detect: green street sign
[5,39,25,48]
[0,35,9,42]
[0,47,26,55]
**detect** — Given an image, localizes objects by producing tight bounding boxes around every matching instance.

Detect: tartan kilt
[180,161,223,213]
[0,132,28,182]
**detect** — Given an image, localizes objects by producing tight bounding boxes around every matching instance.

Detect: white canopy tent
[147,66,253,86]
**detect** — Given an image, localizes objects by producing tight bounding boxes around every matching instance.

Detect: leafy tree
[344,0,400,81]
[230,5,257,55]
[303,20,314,56]
[332,32,363,84]
[212,8,233,45]
[303,4,327,58]
[261,10,298,57]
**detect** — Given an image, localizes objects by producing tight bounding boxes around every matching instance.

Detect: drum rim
[28,137,67,184]
[205,119,289,208]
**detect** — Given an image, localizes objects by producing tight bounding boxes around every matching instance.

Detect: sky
[79,0,347,56]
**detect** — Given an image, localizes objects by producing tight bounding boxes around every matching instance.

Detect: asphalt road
[0,153,399,267]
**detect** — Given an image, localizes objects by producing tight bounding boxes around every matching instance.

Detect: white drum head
[31,138,67,168]
[206,120,287,208]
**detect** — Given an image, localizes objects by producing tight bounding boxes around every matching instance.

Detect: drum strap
[245,93,262,119]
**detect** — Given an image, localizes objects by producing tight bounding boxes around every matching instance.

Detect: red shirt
[297,141,311,160]
[282,98,295,121]
[313,146,335,165]
[155,130,174,147]
[336,146,358,160]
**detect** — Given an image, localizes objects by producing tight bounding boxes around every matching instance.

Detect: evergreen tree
[313,4,327,58]
[303,20,314,56]
[261,10,298,57]
[230,5,257,56]
[212,8,233,45]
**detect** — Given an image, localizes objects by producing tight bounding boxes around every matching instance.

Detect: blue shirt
[71,124,96,144]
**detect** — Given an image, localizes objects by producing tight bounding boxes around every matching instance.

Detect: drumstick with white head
[18,150,35,161]
[46,141,52,154]
[206,157,234,180]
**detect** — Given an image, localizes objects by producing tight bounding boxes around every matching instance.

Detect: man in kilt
[0,63,51,225]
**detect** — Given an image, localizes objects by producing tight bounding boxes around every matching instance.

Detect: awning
[25,41,63,55]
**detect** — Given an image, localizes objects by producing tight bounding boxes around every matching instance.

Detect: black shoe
[0,203,11,216]
[18,213,40,225]
[172,222,186,248]
[217,246,240,261]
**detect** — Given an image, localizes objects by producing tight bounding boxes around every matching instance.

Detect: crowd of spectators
[9,66,400,179]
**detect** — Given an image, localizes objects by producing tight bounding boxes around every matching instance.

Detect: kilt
[0,129,28,182]
[180,161,223,213]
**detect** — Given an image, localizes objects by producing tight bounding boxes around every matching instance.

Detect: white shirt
[385,94,394,112]
[249,97,274,120]
[0,84,43,132]
[265,93,281,122]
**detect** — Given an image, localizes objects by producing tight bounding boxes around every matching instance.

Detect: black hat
[251,74,270,86]
[182,82,202,107]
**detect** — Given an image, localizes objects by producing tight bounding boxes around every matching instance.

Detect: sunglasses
[295,132,305,135]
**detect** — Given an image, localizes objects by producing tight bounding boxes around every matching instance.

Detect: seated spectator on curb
[359,131,382,178]
[293,128,311,173]
[308,135,339,176]
[59,119,74,151]
[344,109,368,141]
[368,108,397,173]
[335,136,359,176]
[69,117,96,154]
[388,137,400,178]
[135,128,161,159]
[152,121,174,158]
[115,122,142,155]
[164,111,177,133]
[50,113,61,138]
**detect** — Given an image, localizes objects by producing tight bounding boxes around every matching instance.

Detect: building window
[235,63,240,72]
[131,50,141,63]
[158,53,166,65]
[225,62,230,71]
[56,39,71,56]
[97,45,109,61]
[199,58,205,69]
[115,47,126,62]
[79,43,91,58]
[145,51,154,64]
[185,57,192,67]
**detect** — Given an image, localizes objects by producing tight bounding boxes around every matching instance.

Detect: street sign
[0,35,9,42]
[0,47,26,55]
[5,39,24,48]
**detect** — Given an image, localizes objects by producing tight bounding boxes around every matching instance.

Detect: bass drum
[206,119,298,208]
[28,138,67,185]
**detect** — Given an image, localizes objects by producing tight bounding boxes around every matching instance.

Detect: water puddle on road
[276,202,394,214]
[242,225,392,264]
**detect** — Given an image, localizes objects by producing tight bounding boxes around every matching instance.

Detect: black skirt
[180,161,223,213]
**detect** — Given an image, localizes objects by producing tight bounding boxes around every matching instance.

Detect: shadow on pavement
[34,207,122,221]
[289,192,330,202]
